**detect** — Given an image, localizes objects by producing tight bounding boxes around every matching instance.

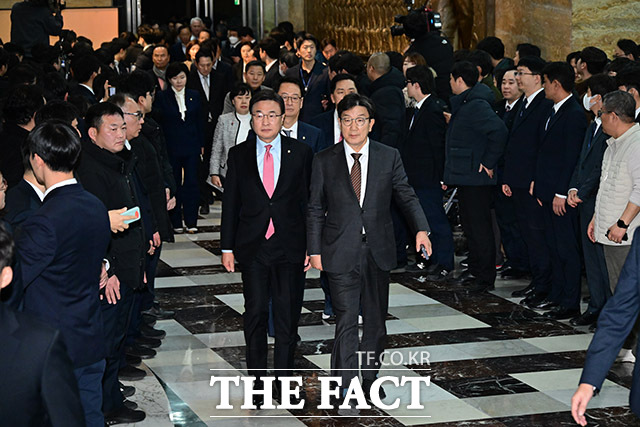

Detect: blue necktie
[545,108,556,130]
[519,97,528,117]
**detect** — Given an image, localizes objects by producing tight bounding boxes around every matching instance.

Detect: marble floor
[123,202,640,426]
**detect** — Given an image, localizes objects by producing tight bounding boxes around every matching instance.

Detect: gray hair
[603,90,636,124]
[190,17,203,26]
[368,52,391,75]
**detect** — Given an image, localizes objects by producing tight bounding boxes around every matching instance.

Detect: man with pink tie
[221,91,313,406]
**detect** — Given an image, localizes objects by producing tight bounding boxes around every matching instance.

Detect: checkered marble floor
[123,201,639,426]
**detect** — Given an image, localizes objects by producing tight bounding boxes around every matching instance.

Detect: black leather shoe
[105,406,146,425]
[450,270,476,285]
[520,292,551,309]
[570,311,599,326]
[533,299,558,310]
[543,306,580,320]
[143,306,175,320]
[125,353,141,367]
[136,336,162,349]
[126,344,156,359]
[140,323,166,339]
[363,378,386,401]
[426,266,451,282]
[500,267,528,279]
[141,314,157,326]
[118,364,146,381]
[589,323,597,332]
[200,204,210,215]
[466,281,495,293]
[511,282,535,298]
[460,258,469,268]
[123,399,138,410]
[119,382,135,398]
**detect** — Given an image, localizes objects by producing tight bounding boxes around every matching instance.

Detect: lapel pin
[302,136,306,140]
[287,149,291,153]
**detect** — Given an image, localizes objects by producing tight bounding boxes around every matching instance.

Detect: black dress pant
[241,236,305,378]
[327,240,389,387]
[457,185,496,284]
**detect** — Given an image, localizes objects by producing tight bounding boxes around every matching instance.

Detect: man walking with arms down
[307,93,431,401]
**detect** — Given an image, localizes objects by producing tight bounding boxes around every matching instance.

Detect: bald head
[367,52,391,82]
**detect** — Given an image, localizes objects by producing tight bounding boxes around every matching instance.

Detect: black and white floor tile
[121,202,639,426]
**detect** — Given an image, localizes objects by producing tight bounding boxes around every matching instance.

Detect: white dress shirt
[282,121,299,140]
[172,86,187,121]
[25,179,45,202]
[44,178,77,199]
[236,113,252,146]
[525,87,544,108]
[333,110,342,144]
[256,134,282,188]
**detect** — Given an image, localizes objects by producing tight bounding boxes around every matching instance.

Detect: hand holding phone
[121,206,141,224]
[420,244,430,261]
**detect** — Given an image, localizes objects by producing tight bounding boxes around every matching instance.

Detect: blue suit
[309,109,336,149]
[3,179,42,229]
[580,235,640,416]
[296,121,328,154]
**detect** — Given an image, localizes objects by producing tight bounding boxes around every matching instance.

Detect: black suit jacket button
[361,209,365,213]
[269,202,273,206]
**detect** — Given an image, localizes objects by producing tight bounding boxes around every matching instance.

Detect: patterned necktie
[263,144,275,239]
[351,153,362,202]
[202,76,209,101]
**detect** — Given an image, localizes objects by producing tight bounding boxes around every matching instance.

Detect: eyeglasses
[252,112,283,121]
[514,71,537,77]
[0,178,7,192]
[124,111,143,120]
[281,95,301,102]
[597,109,611,118]
[340,117,370,127]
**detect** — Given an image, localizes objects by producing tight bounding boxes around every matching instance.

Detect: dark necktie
[410,107,420,129]
[545,108,556,130]
[519,97,528,117]
[587,124,597,149]
[351,153,362,202]
[283,129,292,138]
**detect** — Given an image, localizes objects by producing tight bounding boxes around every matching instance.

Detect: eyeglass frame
[340,117,371,127]
[252,112,284,121]
[514,71,538,77]
[123,111,144,120]
[281,95,301,103]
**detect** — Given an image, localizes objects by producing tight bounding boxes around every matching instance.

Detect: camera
[48,0,66,12]
[390,0,442,38]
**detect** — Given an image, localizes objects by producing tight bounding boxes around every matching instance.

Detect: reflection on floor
[122,202,639,426]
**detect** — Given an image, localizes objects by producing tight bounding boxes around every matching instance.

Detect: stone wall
[572,0,640,55]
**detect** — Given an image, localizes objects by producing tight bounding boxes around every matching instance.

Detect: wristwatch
[617,219,629,229]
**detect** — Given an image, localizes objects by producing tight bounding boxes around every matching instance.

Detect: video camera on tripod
[390,0,442,38]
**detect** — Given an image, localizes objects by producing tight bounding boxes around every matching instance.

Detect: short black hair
[278,50,298,68]
[468,49,493,77]
[337,93,375,118]
[579,46,608,75]
[239,26,255,39]
[7,63,38,86]
[495,66,517,91]
[336,52,365,75]
[277,21,294,35]
[586,74,617,97]
[245,60,266,73]
[406,65,435,95]
[617,39,638,60]
[200,37,221,51]
[0,223,14,270]
[71,54,100,83]
[476,36,505,61]
[2,85,45,126]
[275,76,305,97]
[605,57,633,76]
[542,61,575,93]
[41,71,69,102]
[330,73,357,94]
[451,61,479,88]
[26,120,81,173]
[195,47,215,63]
[35,100,80,127]
[516,43,541,58]
[566,51,581,64]
[296,33,319,50]
[85,102,124,130]
[165,62,188,81]
[517,56,547,75]
[151,44,169,57]
[120,70,155,102]
[616,64,640,92]
[249,90,285,115]
[258,37,280,60]
[230,82,252,100]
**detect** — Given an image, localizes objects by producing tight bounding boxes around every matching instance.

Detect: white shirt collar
[282,121,298,135]
[505,98,519,111]
[635,106,640,119]
[414,94,430,110]
[343,138,370,158]
[44,178,77,198]
[265,58,277,72]
[79,83,94,95]
[525,87,544,107]
[25,179,45,202]
[333,109,342,144]
[553,93,572,112]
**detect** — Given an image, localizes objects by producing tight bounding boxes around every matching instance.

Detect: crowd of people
[1,2,640,424]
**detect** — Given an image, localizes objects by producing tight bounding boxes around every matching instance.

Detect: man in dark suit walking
[307,93,431,399]
[15,121,111,427]
[567,74,617,327]
[0,223,85,427]
[532,61,587,319]
[403,65,453,281]
[276,76,328,153]
[310,74,358,148]
[221,91,313,403]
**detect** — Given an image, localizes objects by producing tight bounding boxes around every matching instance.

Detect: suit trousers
[101,282,135,413]
[511,188,552,293]
[579,198,610,314]
[198,121,215,206]
[169,153,200,228]
[603,244,640,350]
[73,359,106,427]
[327,240,390,387]
[542,203,582,310]
[241,236,305,378]
[494,188,528,271]
[415,187,454,270]
[457,185,496,284]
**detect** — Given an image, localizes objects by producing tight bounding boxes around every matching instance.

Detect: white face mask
[583,93,597,111]
[228,36,239,45]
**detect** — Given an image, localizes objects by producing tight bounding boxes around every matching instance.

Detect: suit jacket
[16,183,111,368]
[534,95,588,202]
[209,111,243,177]
[263,62,282,89]
[152,87,204,156]
[187,62,233,143]
[580,235,640,416]
[169,41,187,62]
[296,121,329,154]
[0,306,84,427]
[569,121,609,201]
[310,108,336,149]
[307,140,430,273]
[2,179,41,229]
[0,123,29,188]
[285,61,330,123]
[495,97,523,132]
[69,83,98,106]
[369,68,407,149]
[402,96,447,189]
[141,116,177,197]
[221,135,313,265]
[503,90,554,190]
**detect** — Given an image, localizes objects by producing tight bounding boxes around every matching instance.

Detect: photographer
[10,0,64,58]
[401,8,453,103]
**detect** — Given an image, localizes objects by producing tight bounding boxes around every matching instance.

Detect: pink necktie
[263,144,275,239]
